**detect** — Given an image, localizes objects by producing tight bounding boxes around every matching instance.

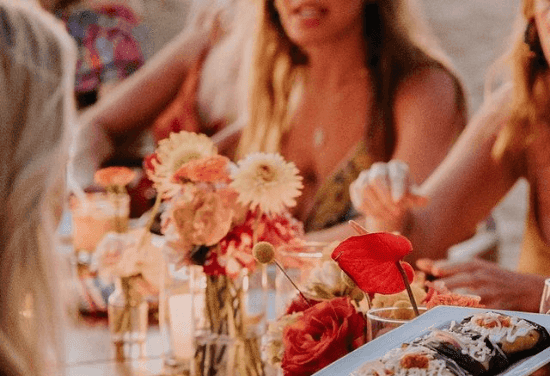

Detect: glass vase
[108,276,149,360]
[192,265,267,376]
[70,192,130,262]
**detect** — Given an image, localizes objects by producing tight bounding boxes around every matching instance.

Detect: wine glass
[539,278,550,314]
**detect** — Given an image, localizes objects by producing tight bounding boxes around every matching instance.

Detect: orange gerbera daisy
[173,155,231,183]
[94,166,136,188]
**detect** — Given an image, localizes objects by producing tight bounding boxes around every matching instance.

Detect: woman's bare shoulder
[395,66,460,107]
[392,66,465,144]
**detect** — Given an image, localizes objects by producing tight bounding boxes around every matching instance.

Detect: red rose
[285,295,322,315]
[282,297,366,376]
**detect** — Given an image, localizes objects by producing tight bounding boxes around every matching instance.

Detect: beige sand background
[139,0,528,270]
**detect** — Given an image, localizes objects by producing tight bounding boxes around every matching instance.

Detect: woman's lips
[292,5,327,26]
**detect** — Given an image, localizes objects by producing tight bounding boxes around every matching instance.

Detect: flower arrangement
[262,258,367,376]
[143,131,305,376]
[262,224,485,376]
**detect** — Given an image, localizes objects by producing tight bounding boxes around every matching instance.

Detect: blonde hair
[493,0,550,158]
[238,0,466,160]
[0,1,77,375]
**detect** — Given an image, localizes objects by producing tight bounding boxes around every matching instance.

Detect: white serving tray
[313,306,550,376]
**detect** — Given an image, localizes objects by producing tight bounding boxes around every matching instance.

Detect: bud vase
[108,276,149,360]
[192,265,267,376]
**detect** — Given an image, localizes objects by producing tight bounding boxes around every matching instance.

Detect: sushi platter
[313,306,550,376]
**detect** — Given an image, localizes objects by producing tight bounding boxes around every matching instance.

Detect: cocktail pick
[331,229,420,316]
[349,220,368,235]
[253,241,312,307]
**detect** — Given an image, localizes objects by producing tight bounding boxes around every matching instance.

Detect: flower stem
[136,193,162,259]
[395,261,419,316]
[273,259,312,307]
[252,208,262,245]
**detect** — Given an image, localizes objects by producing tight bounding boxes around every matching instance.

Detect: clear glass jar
[274,242,329,317]
[108,276,149,360]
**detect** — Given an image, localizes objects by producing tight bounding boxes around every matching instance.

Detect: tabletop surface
[64,319,167,376]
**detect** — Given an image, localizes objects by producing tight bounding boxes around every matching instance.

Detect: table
[64,320,168,376]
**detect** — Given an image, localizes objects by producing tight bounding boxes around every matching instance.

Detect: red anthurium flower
[331,233,415,295]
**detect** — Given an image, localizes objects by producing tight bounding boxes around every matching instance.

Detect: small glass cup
[539,278,550,314]
[366,306,428,341]
[70,192,130,259]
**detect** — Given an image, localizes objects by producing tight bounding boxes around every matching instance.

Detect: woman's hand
[349,160,427,232]
[416,258,546,312]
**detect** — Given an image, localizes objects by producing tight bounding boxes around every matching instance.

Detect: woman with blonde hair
[349,0,550,312]
[237,0,467,235]
[0,0,78,374]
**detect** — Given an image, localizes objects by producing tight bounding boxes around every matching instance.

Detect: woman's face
[535,0,550,65]
[273,0,366,47]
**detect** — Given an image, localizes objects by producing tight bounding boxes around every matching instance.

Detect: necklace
[313,127,325,148]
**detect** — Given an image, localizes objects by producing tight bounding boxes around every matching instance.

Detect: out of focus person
[238,0,467,236]
[74,0,467,228]
[349,0,550,312]
[41,0,147,109]
[71,0,252,215]
[0,0,78,374]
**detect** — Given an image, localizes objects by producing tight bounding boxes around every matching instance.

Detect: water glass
[366,306,427,341]
[274,242,328,317]
[70,192,130,258]
[539,278,550,314]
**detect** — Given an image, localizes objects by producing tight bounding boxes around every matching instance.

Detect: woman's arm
[392,68,465,184]
[348,84,519,262]
[406,84,518,261]
[71,11,220,186]
[78,25,212,135]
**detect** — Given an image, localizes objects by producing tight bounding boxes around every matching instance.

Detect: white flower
[94,229,162,285]
[262,312,303,366]
[150,131,218,196]
[305,260,351,300]
[230,153,303,214]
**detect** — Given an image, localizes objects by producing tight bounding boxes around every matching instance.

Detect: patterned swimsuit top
[302,141,375,232]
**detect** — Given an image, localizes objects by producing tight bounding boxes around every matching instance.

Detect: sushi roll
[354,344,470,376]
[455,311,550,363]
[413,328,509,376]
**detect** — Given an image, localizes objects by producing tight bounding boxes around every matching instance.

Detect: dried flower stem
[273,259,312,307]
[196,274,264,375]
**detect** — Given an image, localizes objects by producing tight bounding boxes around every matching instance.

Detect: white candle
[168,294,193,359]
